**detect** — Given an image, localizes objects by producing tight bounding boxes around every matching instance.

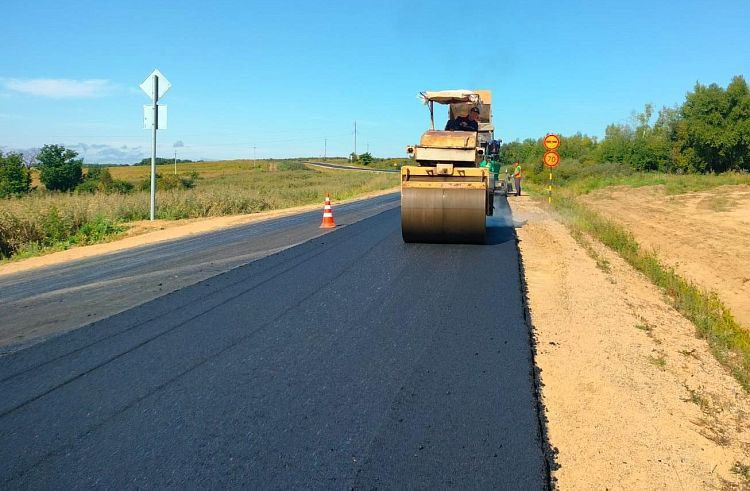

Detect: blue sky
[1,0,748,163]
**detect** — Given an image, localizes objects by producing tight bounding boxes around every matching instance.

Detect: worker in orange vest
[513,162,522,196]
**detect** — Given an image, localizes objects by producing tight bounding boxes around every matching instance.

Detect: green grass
[1,159,399,261]
[528,182,750,391]
[648,353,668,369]
[731,461,750,486]
[520,159,750,195]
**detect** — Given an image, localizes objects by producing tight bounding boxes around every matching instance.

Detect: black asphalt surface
[0,195,548,488]
[0,194,399,352]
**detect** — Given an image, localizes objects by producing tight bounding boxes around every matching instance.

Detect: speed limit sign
[543,150,560,168]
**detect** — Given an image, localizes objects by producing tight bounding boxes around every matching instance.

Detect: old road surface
[0,192,549,488]
[306,161,399,173]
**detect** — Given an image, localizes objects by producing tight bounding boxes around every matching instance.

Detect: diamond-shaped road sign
[140,69,171,101]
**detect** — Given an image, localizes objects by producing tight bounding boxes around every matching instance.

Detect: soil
[509,194,750,489]
[0,187,399,277]
[581,184,750,330]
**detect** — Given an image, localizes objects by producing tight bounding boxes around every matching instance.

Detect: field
[582,184,750,329]
[522,164,750,387]
[0,159,399,260]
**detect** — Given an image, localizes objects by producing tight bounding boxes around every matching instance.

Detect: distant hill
[132,158,195,166]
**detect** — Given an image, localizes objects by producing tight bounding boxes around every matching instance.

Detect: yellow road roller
[401,90,495,243]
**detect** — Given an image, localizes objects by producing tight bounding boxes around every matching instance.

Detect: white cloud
[68,143,145,164]
[2,78,115,98]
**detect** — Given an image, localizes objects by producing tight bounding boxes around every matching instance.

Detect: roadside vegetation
[0,156,398,261]
[534,185,750,391]
[509,75,750,391]
[501,75,750,176]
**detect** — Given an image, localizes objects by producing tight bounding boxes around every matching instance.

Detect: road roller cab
[401,90,494,244]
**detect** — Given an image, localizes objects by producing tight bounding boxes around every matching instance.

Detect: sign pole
[548,171,553,204]
[150,75,159,221]
[140,68,170,220]
[542,133,561,205]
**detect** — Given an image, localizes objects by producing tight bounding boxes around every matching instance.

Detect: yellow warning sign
[543,134,561,151]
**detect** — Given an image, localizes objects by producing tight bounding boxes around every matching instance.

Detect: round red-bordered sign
[543,134,561,151]
[543,150,560,168]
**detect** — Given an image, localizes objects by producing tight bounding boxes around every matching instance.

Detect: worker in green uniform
[488,159,500,181]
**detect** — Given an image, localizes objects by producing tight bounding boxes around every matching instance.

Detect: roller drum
[401,187,486,243]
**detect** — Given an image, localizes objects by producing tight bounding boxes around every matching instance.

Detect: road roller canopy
[419,90,484,105]
[420,90,492,128]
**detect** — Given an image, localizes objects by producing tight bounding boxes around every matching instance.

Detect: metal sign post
[542,134,561,204]
[140,69,171,221]
[151,75,158,220]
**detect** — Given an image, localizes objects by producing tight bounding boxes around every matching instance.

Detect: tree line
[0,144,200,198]
[499,75,749,174]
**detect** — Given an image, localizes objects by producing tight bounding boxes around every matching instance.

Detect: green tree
[359,152,373,165]
[499,138,543,167]
[37,144,83,191]
[557,133,599,163]
[674,76,750,172]
[596,105,674,171]
[0,152,32,197]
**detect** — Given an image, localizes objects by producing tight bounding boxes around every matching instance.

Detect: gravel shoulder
[509,194,750,489]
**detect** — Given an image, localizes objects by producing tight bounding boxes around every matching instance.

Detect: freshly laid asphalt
[0,193,400,352]
[0,194,548,488]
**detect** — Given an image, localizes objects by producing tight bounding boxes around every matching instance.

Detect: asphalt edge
[512,214,559,489]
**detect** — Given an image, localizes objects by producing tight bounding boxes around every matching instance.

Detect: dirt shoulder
[581,184,750,330]
[0,187,399,277]
[509,194,750,489]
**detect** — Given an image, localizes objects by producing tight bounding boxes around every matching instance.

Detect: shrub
[139,172,198,191]
[359,152,373,165]
[0,152,31,197]
[109,180,134,194]
[77,166,133,194]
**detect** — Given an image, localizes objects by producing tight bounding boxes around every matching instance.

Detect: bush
[75,179,102,194]
[72,215,124,245]
[37,144,83,191]
[359,152,373,165]
[77,166,134,194]
[109,180,134,194]
[138,172,198,191]
[0,152,31,197]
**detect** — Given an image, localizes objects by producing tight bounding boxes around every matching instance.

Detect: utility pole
[174,149,177,175]
[354,120,357,158]
[366,142,369,154]
[253,145,256,166]
[324,138,327,160]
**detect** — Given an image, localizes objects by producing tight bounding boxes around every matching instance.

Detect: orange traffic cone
[319,193,336,228]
